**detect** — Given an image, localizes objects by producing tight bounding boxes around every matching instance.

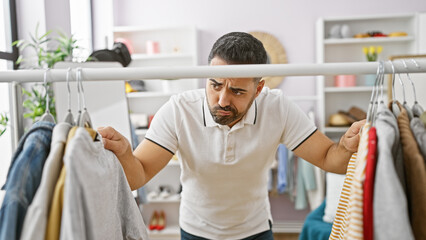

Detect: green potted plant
[0,112,8,137]
[363,45,383,86]
[12,23,81,123]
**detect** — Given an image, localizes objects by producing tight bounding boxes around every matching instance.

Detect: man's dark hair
[208,32,268,66]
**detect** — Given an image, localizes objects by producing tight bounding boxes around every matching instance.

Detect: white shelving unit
[112,25,199,239]
[316,13,423,140]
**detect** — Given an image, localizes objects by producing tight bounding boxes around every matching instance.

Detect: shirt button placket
[225,132,235,162]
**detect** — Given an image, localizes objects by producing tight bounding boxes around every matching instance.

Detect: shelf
[113,25,195,33]
[148,224,180,239]
[135,129,148,136]
[325,126,349,133]
[321,13,415,22]
[147,194,181,203]
[287,95,318,101]
[325,86,375,92]
[127,92,176,98]
[132,53,193,60]
[324,36,414,45]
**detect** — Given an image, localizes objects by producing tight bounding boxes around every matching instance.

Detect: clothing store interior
[1,1,426,240]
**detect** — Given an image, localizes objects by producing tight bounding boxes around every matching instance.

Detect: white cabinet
[112,25,199,239]
[316,13,421,139]
[113,25,198,93]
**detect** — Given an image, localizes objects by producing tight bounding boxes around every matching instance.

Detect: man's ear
[255,79,265,97]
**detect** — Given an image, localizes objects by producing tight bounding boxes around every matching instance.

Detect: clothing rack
[1,60,426,150]
[0,60,426,82]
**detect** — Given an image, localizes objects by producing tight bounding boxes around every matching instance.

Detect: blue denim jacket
[0,121,54,240]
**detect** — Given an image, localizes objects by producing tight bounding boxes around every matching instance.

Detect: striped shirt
[329,153,357,240]
[329,123,370,240]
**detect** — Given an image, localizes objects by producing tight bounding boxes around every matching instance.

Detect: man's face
[206,56,264,127]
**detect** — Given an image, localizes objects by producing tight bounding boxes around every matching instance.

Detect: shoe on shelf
[157,211,166,231]
[147,191,158,201]
[158,185,173,199]
[149,211,159,230]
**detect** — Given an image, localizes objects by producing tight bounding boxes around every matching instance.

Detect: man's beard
[209,104,242,125]
[208,96,255,126]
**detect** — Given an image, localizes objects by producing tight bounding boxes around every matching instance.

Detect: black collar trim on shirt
[202,99,206,127]
[253,100,257,125]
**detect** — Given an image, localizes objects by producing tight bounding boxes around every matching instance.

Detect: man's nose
[218,91,230,108]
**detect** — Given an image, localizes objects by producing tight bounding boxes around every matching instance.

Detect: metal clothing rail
[1,60,426,82]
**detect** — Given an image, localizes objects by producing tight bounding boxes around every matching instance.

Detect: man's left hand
[340,119,366,153]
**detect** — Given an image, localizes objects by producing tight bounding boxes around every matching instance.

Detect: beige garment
[396,102,426,240]
[329,123,370,240]
[345,123,370,240]
[45,127,97,240]
[329,153,357,240]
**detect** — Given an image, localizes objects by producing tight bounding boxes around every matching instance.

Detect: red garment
[363,127,377,240]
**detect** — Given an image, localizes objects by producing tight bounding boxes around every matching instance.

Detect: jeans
[180,221,274,240]
[0,121,54,240]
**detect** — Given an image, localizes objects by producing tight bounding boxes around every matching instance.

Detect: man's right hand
[97,126,173,190]
[97,126,133,160]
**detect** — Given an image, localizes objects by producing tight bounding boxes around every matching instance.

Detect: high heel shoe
[156,211,166,231]
[148,211,159,230]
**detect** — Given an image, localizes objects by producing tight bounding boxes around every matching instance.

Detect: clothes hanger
[76,67,93,128]
[366,60,382,125]
[389,60,402,118]
[63,68,75,125]
[403,59,424,117]
[39,69,56,123]
[372,60,386,125]
[396,62,414,120]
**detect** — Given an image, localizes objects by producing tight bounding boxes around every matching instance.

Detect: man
[98,32,364,240]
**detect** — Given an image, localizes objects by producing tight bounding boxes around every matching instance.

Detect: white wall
[112,0,426,98]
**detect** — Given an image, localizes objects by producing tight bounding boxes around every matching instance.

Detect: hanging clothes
[328,153,358,240]
[363,127,377,240]
[373,103,413,240]
[277,144,288,193]
[45,126,97,240]
[345,123,370,240]
[396,102,426,240]
[0,121,55,240]
[306,165,325,211]
[411,117,426,160]
[60,127,148,240]
[20,122,72,240]
[295,157,318,210]
[286,151,296,201]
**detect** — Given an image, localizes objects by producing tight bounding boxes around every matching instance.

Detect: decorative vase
[365,74,376,86]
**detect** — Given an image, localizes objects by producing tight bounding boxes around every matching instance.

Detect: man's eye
[212,84,220,89]
[232,90,242,95]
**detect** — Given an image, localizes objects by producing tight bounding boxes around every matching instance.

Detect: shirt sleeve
[144,96,179,154]
[279,95,317,151]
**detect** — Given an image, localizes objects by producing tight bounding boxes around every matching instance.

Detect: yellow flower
[369,46,375,54]
[363,47,368,55]
[377,46,383,54]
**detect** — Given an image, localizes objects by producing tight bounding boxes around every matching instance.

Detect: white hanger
[389,60,402,118]
[366,61,384,124]
[63,67,75,125]
[75,68,93,128]
[396,62,414,120]
[403,59,424,117]
[40,69,56,123]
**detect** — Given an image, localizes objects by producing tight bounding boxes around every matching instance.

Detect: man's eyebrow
[229,86,247,92]
[209,79,222,85]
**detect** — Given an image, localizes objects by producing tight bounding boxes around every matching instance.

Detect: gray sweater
[373,104,413,240]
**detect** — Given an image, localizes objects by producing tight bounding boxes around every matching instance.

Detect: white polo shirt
[145,87,317,239]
